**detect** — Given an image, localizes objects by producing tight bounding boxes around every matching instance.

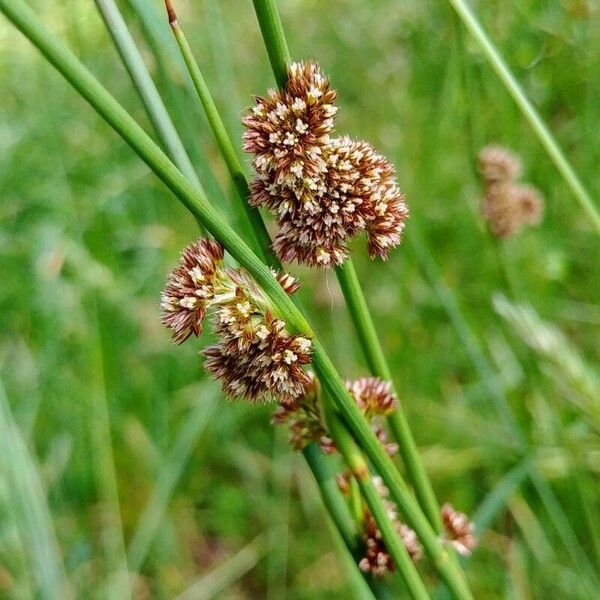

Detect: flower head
[243,61,337,197]
[244,64,408,268]
[358,476,422,576]
[347,377,397,418]
[161,238,312,404]
[478,145,521,183]
[481,182,523,238]
[441,503,476,556]
[272,373,335,452]
[478,146,544,238]
[160,238,224,343]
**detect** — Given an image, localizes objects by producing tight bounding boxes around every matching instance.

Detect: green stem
[251,0,290,88]
[303,443,359,553]
[336,261,442,531]
[166,6,276,266]
[325,407,430,600]
[447,0,600,234]
[0,2,468,595]
[252,0,442,535]
[93,0,200,189]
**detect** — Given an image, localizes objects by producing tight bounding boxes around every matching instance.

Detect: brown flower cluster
[441,503,476,556]
[271,374,335,453]
[274,375,397,456]
[478,145,544,237]
[243,62,408,267]
[359,476,422,576]
[161,238,312,404]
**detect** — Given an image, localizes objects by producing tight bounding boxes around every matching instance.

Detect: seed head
[513,184,544,225]
[441,503,476,556]
[272,373,335,451]
[478,145,522,183]
[161,238,312,403]
[481,182,523,238]
[205,302,312,404]
[347,377,397,418]
[359,476,422,576]
[243,61,337,197]
[160,238,224,343]
[245,64,408,268]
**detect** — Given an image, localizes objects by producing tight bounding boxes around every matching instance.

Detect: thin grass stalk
[325,404,430,600]
[447,0,600,234]
[335,261,443,531]
[0,4,470,596]
[93,0,201,189]
[165,4,276,267]
[122,0,231,212]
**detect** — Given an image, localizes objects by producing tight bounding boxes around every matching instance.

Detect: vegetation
[0,0,599,598]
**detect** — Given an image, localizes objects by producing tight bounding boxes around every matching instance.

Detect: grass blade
[0,381,70,600]
[127,384,220,571]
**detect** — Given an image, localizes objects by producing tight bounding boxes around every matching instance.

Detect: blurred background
[1,0,599,598]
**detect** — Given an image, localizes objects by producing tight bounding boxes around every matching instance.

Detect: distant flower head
[346,376,398,418]
[481,182,523,238]
[513,184,544,225]
[160,239,224,343]
[441,503,476,556]
[161,238,312,404]
[243,61,338,197]
[478,145,544,237]
[478,146,521,183]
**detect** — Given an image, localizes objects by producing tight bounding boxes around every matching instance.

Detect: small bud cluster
[161,238,311,404]
[478,145,544,237]
[441,503,476,556]
[271,374,335,453]
[243,62,408,267]
[274,375,397,456]
[358,476,422,576]
[348,377,399,458]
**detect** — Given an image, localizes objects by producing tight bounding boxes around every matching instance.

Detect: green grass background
[1,0,599,597]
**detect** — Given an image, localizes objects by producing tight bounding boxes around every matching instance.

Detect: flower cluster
[478,145,544,237]
[358,476,422,576]
[271,374,335,453]
[274,375,397,456]
[441,503,476,556]
[243,62,408,267]
[161,238,312,404]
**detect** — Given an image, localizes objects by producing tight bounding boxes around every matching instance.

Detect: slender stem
[166,6,276,267]
[336,262,442,530]
[303,443,358,551]
[325,406,430,600]
[251,0,290,88]
[0,3,469,595]
[447,0,600,234]
[93,0,200,189]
